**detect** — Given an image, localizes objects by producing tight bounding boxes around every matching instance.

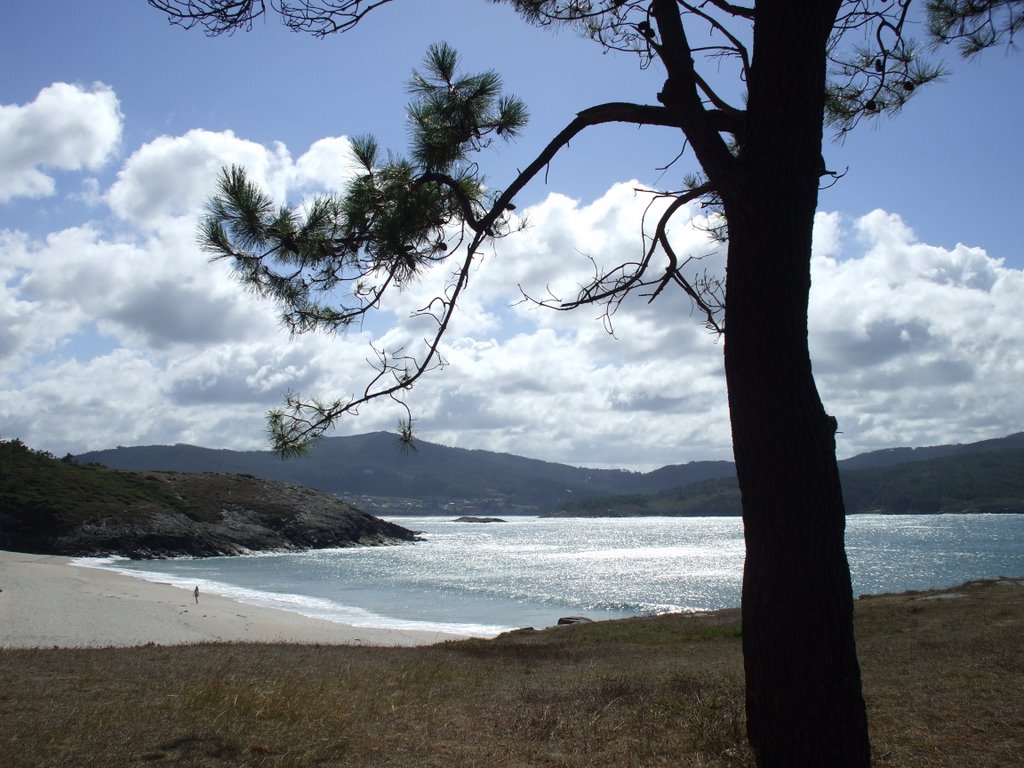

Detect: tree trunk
[721,2,871,766]
[725,209,870,768]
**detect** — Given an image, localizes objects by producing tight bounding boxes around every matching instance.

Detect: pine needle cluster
[197,44,527,453]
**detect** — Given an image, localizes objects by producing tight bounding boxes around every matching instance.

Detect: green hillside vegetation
[0,438,189,537]
[0,438,413,557]
[555,478,742,517]
[13,435,1024,524]
[551,448,1024,516]
[842,447,1024,513]
[78,432,1024,516]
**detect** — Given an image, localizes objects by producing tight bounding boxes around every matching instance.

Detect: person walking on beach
[194,585,199,604]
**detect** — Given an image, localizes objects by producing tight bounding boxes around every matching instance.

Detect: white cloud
[481,182,721,312]
[3,95,1023,468]
[106,129,286,227]
[810,210,1024,456]
[0,82,121,203]
[350,201,1024,468]
[106,129,361,229]
[0,221,281,374]
[293,136,362,193]
[417,323,731,468]
[0,227,90,369]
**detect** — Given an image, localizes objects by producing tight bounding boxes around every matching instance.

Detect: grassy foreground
[1,580,1021,768]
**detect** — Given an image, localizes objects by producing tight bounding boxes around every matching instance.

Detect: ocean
[81,514,1024,638]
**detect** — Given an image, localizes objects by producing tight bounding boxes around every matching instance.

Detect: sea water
[83,514,1024,637]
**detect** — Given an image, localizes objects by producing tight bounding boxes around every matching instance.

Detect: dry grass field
[1,579,1020,768]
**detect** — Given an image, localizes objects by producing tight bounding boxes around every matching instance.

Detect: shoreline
[0,550,469,649]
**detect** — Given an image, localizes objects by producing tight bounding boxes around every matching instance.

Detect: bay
[89,514,1024,637]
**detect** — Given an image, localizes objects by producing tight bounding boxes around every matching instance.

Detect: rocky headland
[1,439,416,558]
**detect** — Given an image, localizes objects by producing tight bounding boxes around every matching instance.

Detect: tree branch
[528,182,724,334]
[927,0,1024,56]
[650,0,739,200]
[680,0,752,78]
[147,0,397,36]
[266,101,707,449]
[474,101,682,233]
[702,0,755,20]
[270,236,477,450]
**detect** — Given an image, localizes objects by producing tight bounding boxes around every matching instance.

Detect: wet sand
[0,550,467,648]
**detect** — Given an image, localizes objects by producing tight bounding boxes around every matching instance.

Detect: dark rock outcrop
[4,468,417,559]
[452,516,506,524]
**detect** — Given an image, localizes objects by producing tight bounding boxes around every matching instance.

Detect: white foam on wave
[71,557,510,638]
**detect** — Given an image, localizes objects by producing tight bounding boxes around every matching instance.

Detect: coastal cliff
[0,439,416,558]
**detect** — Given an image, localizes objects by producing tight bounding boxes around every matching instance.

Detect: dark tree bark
[719,2,871,765]
[649,1,869,758]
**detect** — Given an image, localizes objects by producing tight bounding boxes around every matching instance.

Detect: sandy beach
[0,549,467,648]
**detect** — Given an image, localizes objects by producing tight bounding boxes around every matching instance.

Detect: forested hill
[550,446,1024,517]
[76,433,736,514]
[73,431,1024,515]
[837,431,1024,470]
[0,439,416,558]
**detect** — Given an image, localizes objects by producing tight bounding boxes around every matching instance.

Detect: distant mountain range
[553,443,1024,517]
[75,431,1024,516]
[77,432,734,515]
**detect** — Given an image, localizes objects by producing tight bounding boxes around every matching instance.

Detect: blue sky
[1,1,1022,469]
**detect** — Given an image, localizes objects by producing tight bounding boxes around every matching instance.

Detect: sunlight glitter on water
[100,514,1023,636]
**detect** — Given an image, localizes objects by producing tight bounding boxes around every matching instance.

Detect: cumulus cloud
[1,122,367,371]
[0,83,121,203]
[293,137,363,192]
[321,199,1024,468]
[106,130,361,228]
[1,351,170,451]
[3,93,1022,467]
[810,210,1024,456]
[0,221,279,374]
[106,129,287,226]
